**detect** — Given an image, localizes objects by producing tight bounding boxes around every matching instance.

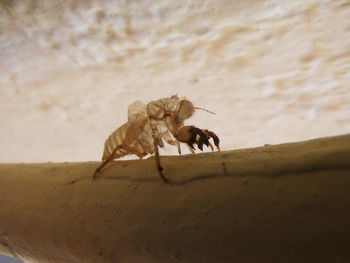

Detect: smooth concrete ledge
[0,134,350,263]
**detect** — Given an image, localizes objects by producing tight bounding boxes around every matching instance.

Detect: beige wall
[1,0,350,163]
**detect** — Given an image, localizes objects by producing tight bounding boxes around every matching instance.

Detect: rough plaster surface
[0,134,350,263]
[1,0,350,163]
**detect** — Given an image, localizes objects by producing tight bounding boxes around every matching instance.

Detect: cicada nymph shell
[93,95,220,182]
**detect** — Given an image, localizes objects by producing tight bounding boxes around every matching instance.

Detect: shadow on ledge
[0,134,350,263]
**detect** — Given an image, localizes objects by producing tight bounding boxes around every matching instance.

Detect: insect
[92,95,220,182]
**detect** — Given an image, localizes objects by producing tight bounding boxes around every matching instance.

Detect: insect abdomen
[102,123,129,160]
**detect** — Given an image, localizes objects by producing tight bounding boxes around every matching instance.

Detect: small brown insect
[92,95,220,182]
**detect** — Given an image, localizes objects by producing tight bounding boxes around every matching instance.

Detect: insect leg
[149,118,168,183]
[177,140,182,155]
[205,130,221,151]
[93,145,122,179]
[153,139,168,183]
[186,144,196,154]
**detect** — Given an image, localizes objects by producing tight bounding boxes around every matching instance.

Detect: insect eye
[178,100,194,120]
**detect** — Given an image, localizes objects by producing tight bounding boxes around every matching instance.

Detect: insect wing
[128,100,147,122]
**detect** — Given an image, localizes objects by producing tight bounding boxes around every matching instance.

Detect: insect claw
[208,142,215,151]
[176,125,220,153]
[204,130,220,151]
[188,143,195,150]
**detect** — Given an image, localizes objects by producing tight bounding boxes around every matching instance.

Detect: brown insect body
[93,95,220,182]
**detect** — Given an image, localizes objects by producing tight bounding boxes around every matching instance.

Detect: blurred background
[0,0,349,261]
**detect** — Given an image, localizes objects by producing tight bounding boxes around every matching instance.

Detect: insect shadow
[101,166,230,185]
[89,160,231,184]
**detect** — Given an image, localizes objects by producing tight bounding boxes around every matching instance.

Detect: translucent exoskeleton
[92,95,220,182]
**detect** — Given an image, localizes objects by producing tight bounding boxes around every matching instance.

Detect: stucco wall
[1,0,350,163]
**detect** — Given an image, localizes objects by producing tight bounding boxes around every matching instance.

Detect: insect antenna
[194,107,216,115]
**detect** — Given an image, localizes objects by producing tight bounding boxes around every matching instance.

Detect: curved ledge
[1,134,350,263]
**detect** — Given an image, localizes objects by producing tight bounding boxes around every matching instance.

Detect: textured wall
[1,0,350,163]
